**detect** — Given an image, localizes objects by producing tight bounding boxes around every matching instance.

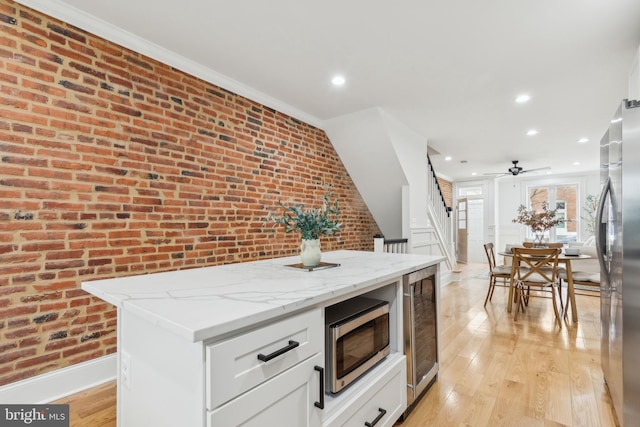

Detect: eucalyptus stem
[266,195,341,240]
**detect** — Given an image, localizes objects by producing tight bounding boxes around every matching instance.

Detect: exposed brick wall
[530,186,577,233]
[436,177,452,208]
[0,0,381,386]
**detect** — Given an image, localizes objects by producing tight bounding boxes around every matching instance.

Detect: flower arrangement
[512,203,564,233]
[265,195,341,241]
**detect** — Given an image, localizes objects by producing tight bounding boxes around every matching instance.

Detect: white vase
[300,239,321,267]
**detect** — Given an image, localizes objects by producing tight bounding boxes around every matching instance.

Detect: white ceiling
[18,0,640,180]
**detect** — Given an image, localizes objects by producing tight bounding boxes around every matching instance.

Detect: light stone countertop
[82,250,445,342]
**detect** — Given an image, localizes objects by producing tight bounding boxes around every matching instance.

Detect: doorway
[457,198,467,263]
[456,184,487,264]
[466,199,485,263]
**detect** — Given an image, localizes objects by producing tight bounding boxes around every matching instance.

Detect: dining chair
[483,243,512,306]
[522,242,566,302]
[558,270,600,295]
[512,247,563,327]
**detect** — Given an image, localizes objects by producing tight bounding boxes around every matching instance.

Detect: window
[555,200,567,232]
[458,186,482,197]
[527,184,578,243]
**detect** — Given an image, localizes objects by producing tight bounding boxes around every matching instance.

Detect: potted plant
[266,195,341,267]
[581,194,598,236]
[512,203,564,246]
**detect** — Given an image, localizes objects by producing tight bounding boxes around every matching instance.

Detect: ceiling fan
[484,160,551,176]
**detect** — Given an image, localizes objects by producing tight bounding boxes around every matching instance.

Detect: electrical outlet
[121,351,131,389]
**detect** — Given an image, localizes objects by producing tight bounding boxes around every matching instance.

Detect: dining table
[498,250,592,322]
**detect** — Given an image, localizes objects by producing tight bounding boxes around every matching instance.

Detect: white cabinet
[206,309,322,409]
[206,309,324,426]
[87,252,440,427]
[116,284,409,427]
[338,363,404,427]
[322,353,406,427]
[208,353,323,427]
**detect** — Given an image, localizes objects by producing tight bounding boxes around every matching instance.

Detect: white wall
[380,111,429,229]
[629,45,640,100]
[325,107,431,240]
[324,108,408,238]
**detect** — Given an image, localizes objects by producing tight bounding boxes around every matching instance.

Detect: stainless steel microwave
[325,296,390,394]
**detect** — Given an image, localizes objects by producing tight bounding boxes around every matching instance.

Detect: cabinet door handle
[364,408,386,427]
[314,365,324,409]
[257,340,299,362]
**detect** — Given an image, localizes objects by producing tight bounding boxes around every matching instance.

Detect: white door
[466,199,485,263]
[457,198,467,263]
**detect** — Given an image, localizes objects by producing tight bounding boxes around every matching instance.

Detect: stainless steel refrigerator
[597,99,640,426]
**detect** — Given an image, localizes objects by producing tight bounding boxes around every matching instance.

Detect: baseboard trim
[0,354,117,404]
[440,270,454,285]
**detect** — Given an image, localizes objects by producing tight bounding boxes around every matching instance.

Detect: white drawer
[324,354,406,427]
[207,353,324,427]
[206,308,323,410]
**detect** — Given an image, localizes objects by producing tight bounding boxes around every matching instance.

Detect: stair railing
[426,155,456,268]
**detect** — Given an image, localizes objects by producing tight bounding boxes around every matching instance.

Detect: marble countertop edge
[81,250,445,342]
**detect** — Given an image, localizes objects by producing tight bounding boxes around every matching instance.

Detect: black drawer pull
[314,365,324,409]
[257,340,299,362]
[364,408,386,427]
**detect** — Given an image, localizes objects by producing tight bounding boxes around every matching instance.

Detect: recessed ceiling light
[331,75,346,86]
[444,156,452,161]
[526,129,538,136]
[471,172,477,176]
[515,94,531,104]
[573,161,581,166]
[577,138,589,143]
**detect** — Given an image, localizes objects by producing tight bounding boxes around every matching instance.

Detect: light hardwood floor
[54,262,617,427]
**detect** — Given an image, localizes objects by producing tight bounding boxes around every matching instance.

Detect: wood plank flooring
[54,262,618,426]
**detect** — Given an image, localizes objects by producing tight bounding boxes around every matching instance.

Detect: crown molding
[13,0,324,129]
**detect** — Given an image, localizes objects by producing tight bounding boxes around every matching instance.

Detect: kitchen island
[82,250,444,427]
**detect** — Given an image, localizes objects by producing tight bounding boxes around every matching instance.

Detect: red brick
[0,305,38,319]
[15,352,60,369]
[0,0,380,388]
[4,327,38,339]
[45,338,77,351]
[19,337,42,348]
[0,348,37,365]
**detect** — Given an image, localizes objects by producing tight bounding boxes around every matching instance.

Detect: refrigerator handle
[595,176,611,277]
